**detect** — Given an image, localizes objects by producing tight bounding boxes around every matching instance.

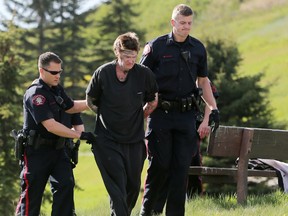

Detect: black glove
[80,132,97,144]
[209,109,220,132]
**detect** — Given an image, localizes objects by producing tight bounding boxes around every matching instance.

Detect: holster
[71,140,80,165]
[66,139,80,166]
[10,129,27,161]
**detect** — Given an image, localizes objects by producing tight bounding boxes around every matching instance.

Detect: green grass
[39,146,288,216]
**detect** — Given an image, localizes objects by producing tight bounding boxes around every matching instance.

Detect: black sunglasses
[42,68,63,75]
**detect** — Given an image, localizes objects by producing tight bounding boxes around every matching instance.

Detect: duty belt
[32,135,66,150]
[158,96,195,112]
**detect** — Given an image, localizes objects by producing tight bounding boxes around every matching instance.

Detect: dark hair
[113,32,140,55]
[172,4,193,19]
[38,52,62,68]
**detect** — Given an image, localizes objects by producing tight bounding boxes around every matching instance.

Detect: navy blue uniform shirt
[140,32,208,100]
[23,78,74,139]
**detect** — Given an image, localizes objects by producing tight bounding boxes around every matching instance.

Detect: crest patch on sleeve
[32,94,46,106]
[143,44,151,56]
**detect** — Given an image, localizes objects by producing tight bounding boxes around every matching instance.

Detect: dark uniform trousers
[15,146,74,216]
[152,137,203,214]
[92,136,146,216]
[140,109,197,216]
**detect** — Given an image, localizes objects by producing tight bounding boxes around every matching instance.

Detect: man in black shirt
[86,32,158,216]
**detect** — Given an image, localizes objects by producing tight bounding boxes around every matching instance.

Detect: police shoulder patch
[142,44,151,56]
[32,94,46,106]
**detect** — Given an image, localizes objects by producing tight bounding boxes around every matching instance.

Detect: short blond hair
[171,4,193,20]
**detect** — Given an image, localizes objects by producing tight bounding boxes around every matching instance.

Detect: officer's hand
[209,109,220,132]
[80,132,97,144]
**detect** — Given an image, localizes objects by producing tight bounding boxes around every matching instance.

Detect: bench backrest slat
[208,126,244,158]
[208,126,288,161]
[250,129,288,160]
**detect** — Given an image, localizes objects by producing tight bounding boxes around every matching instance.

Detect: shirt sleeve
[139,43,155,70]
[86,69,102,106]
[25,88,54,124]
[71,113,83,125]
[144,67,159,102]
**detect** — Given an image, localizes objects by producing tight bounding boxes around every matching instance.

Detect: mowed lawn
[40,142,288,216]
[41,143,147,215]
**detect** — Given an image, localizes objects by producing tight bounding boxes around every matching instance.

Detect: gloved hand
[209,109,220,132]
[80,132,97,144]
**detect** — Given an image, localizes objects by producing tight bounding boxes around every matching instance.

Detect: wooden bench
[188,125,288,204]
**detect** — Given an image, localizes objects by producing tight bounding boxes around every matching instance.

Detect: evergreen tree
[202,39,282,195]
[4,0,93,99]
[4,0,53,55]
[88,0,145,68]
[45,0,92,99]
[206,39,274,128]
[0,24,25,215]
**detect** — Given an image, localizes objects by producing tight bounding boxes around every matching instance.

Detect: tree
[201,39,283,195]
[4,0,53,54]
[45,0,93,99]
[206,39,274,128]
[88,0,145,67]
[0,23,25,215]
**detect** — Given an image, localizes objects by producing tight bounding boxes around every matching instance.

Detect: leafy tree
[0,23,25,215]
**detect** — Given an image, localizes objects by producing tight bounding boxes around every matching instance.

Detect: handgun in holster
[10,129,26,161]
[71,139,80,165]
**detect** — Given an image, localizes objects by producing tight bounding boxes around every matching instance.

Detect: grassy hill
[135,0,288,126]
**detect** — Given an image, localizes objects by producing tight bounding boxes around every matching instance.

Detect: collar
[166,32,195,47]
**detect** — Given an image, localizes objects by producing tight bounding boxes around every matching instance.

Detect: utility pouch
[27,130,36,146]
[181,98,187,112]
[187,97,192,111]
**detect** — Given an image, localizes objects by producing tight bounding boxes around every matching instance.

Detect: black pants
[92,137,146,216]
[140,110,197,216]
[152,138,203,214]
[15,146,74,216]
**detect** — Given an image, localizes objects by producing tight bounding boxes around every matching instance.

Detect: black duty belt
[33,135,66,150]
[158,96,196,112]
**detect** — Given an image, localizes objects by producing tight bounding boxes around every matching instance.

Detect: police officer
[139,4,219,216]
[15,52,96,216]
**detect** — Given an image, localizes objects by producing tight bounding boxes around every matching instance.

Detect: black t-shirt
[86,60,158,143]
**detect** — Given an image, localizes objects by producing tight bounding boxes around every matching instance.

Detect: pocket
[159,57,178,76]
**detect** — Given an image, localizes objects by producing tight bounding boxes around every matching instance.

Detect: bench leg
[237,129,254,204]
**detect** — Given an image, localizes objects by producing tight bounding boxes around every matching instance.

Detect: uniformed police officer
[139,4,219,216]
[15,52,96,216]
